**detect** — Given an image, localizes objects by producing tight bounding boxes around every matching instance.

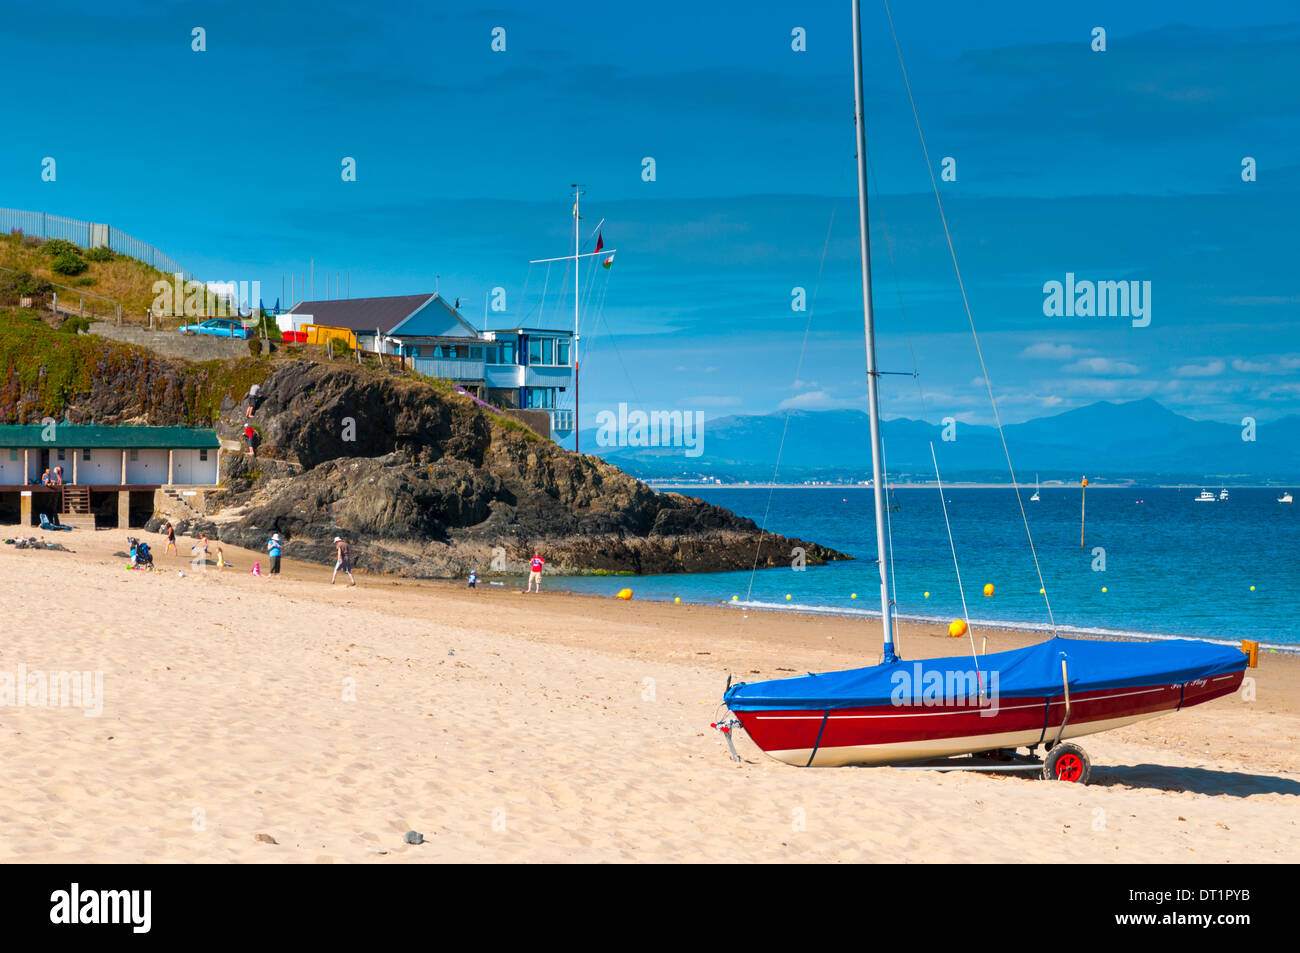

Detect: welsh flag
[602,253,614,269]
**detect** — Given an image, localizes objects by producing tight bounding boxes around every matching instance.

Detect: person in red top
[244,424,257,457]
[527,550,544,592]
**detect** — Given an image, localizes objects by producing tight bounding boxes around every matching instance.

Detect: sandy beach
[2,525,1296,864]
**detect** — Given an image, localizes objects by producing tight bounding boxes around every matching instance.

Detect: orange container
[1241,640,1259,668]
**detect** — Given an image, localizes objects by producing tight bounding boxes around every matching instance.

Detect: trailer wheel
[1043,743,1090,784]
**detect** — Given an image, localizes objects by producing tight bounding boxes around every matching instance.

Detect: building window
[199,449,209,461]
[83,449,91,461]
[557,340,570,365]
[529,338,542,364]
[8,449,16,461]
[469,346,483,360]
[525,387,556,409]
[129,449,139,461]
[57,449,65,461]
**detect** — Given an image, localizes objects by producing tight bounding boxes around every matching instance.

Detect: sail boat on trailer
[719,0,1247,782]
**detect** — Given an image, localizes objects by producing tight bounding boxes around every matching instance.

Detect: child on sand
[330,536,355,586]
[215,539,225,570]
[527,550,544,592]
[165,523,177,555]
[467,569,478,589]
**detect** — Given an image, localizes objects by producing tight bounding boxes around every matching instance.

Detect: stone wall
[89,323,252,361]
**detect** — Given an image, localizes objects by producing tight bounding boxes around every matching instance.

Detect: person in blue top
[266,533,282,575]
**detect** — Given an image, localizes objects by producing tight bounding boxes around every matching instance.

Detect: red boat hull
[731,670,1243,767]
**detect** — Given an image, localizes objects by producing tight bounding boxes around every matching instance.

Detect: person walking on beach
[192,533,210,569]
[526,550,544,593]
[331,536,355,586]
[266,533,282,576]
[165,523,177,555]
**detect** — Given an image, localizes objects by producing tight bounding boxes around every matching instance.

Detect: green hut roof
[0,425,219,449]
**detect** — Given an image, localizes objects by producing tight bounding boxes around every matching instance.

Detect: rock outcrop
[193,361,849,576]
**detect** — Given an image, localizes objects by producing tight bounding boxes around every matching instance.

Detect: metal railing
[0,263,124,322]
[411,357,487,381]
[1,207,192,280]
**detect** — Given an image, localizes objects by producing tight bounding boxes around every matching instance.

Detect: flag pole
[572,184,581,455]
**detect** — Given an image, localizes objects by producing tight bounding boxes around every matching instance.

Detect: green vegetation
[0,307,268,423]
[51,250,88,275]
[1,231,170,316]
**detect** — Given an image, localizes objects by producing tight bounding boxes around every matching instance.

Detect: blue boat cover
[724,637,1247,711]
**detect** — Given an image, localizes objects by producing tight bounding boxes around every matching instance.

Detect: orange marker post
[1080,475,1088,547]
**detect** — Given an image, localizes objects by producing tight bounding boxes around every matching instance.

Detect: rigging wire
[930,442,985,687]
[882,0,1058,635]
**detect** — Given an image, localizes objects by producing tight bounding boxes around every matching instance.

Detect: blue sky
[7,0,1299,435]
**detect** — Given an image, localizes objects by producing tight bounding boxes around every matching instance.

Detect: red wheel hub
[1055,753,1084,782]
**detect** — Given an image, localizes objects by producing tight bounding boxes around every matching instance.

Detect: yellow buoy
[1039,588,1045,594]
[785,594,792,601]
[850,593,857,599]
[731,595,739,602]
[1101,587,1108,593]
[674,597,681,604]
[948,618,967,638]
[924,591,930,598]
[983,583,994,597]
[615,588,633,600]
[1250,585,1256,591]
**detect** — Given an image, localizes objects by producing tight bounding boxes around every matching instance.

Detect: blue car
[177,318,253,339]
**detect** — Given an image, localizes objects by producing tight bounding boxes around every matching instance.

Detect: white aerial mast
[529,186,616,456]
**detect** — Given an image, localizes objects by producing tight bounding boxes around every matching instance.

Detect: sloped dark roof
[287,294,435,334]
[0,425,219,449]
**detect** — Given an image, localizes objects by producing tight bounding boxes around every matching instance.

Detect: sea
[546,486,1299,650]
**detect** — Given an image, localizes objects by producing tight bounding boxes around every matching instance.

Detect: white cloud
[1231,358,1271,373]
[1062,357,1140,376]
[777,390,856,410]
[1020,342,1090,360]
[681,395,741,408]
[1176,360,1226,378]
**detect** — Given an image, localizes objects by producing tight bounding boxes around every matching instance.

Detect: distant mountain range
[581,399,1300,483]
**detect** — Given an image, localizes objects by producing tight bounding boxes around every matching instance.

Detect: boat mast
[851,0,896,663]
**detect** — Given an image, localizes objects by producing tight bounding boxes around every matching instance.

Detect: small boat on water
[1279,491,1293,504]
[717,0,1248,784]
[1030,474,1040,502]
[1195,489,1217,502]
[1219,488,1229,501]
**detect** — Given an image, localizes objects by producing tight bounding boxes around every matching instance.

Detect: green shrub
[40,238,81,257]
[60,315,92,334]
[84,245,116,262]
[51,250,88,276]
[0,271,54,303]
[71,276,96,286]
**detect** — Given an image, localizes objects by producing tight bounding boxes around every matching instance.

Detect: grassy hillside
[0,307,267,423]
[0,231,173,317]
